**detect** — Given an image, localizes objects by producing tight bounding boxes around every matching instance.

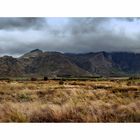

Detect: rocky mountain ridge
[0,49,140,77]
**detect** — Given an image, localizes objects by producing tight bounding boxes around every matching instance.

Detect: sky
[0,17,140,57]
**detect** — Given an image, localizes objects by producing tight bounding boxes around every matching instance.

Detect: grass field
[0,78,140,122]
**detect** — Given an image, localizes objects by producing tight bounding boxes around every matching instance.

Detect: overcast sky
[0,17,140,57]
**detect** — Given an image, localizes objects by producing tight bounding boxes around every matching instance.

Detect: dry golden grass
[0,79,139,122]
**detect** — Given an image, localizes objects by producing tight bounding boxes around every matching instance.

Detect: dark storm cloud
[0,17,140,57]
[59,17,140,53]
[0,17,46,30]
[67,18,110,35]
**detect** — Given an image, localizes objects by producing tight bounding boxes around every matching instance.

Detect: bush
[129,76,140,80]
[44,76,48,81]
[31,77,37,81]
[59,80,64,85]
[0,77,10,81]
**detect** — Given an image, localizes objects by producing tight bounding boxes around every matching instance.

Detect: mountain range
[0,49,140,77]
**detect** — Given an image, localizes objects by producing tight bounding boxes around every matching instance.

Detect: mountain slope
[0,56,24,77]
[19,50,91,77]
[0,49,140,77]
[65,52,140,76]
[66,52,118,76]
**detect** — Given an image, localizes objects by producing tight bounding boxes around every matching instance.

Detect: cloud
[0,17,46,30]
[58,17,140,53]
[0,17,140,57]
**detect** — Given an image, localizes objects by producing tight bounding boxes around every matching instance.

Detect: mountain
[0,56,24,77]
[66,52,114,76]
[20,49,43,58]
[66,52,140,76]
[0,49,140,77]
[18,50,91,77]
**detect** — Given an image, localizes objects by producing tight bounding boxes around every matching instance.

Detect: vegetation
[31,77,37,81]
[59,79,64,85]
[0,78,139,122]
[44,76,48,81]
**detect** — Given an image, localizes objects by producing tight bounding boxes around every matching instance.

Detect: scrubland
[0,79,139,122]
